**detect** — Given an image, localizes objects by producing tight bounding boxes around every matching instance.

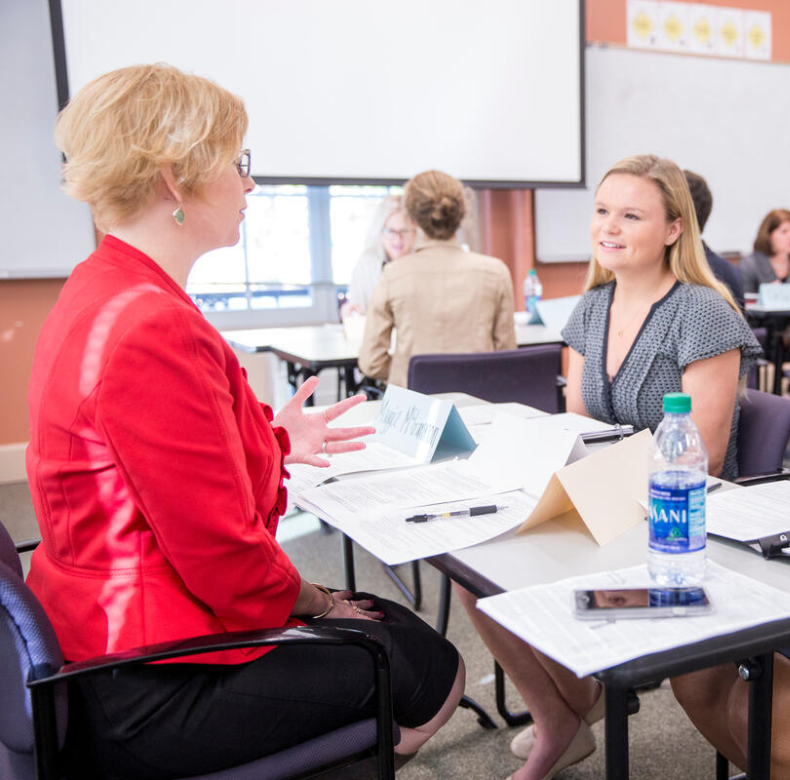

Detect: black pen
[707,482,722,494]
[405,504,508,523]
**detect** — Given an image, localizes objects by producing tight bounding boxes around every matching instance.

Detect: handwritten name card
[374,386,477,463]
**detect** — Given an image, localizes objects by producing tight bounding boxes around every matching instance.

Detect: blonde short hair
[405,170,465,240]
[585,154,739,313]
[55,63,248,229]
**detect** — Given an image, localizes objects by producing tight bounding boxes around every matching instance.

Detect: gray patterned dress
[562,281,762,480]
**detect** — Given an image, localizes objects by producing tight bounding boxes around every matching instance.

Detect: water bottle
[523,269,543,318]
[647,393,708,585]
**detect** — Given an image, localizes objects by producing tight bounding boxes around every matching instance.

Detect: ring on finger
[353,604,362,615]
[321,440,327,454]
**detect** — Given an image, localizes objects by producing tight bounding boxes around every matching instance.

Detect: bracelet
[310,582,334,619]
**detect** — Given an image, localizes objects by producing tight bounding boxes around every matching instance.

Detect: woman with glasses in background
[341,194,416,319]
[26,63,464,779]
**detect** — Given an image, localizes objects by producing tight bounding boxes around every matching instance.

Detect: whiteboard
[1,0,95,278]
[536,45,790,262]
[56,0,583,186]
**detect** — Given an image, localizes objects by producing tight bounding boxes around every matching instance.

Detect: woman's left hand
[274,376,376,467]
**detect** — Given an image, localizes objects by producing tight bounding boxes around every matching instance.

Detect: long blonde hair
[585,154,739,313]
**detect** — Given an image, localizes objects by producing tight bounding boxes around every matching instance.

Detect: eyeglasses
[381,227,415,240]
[235,149,251,178]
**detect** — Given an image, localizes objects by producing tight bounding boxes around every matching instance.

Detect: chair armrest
[27,625,395,780]
[734,469,790,487]
[27,625,387,687]
[16,538,41,554]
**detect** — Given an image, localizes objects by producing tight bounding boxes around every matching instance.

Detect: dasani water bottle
[647,393,708,585]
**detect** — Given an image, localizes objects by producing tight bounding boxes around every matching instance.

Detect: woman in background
[739,208,790,293]
[358,169,516,387]
[341,195,416,318]
[27,63,464,779]
[456,154,760,780]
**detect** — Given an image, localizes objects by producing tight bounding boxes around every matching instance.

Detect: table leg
[342,533,356,592]
[604,685,630,779]
[285,362,317,405]
[746,652,774,780]
[342,365,360,397]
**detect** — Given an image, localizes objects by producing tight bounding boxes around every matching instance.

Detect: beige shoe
[510,684,604,760]
[540,720,596,780]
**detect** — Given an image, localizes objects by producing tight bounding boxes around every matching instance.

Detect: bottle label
[648,479,706,554]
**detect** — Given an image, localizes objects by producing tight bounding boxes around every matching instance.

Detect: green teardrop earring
[172,205,185,226]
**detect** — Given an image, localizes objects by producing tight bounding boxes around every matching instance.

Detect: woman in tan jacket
[358,170,516,388]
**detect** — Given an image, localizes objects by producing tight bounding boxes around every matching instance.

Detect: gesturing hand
[273,376,376,467]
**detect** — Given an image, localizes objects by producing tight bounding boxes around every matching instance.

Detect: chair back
[407,345,563,413]
[737,389,790,477]
[0,522,65,780]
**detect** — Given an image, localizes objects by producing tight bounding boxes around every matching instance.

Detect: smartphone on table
[573,586,713,619]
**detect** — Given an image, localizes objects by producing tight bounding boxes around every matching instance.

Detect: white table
[223,321,566,401]
[321,395,790,779]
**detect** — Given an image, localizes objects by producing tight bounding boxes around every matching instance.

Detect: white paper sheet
[459,414,585,498]
[477,561,790,678]
[324,490,538,565]
[298,459,520,520]
[548,413,622,435]
[458,403,547,427]
[707,482,790,542]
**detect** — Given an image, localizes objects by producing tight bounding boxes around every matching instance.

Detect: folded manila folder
[517,428,652,546]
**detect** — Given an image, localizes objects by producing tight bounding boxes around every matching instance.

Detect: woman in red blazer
[27,63,463,778]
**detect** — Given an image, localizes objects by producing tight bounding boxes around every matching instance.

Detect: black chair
[736,388,790,483]
[0,523,397,780]
[407,345,565,413]
[405,346,564,727]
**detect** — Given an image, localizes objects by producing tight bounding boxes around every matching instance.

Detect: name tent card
[516,429,652,546]
[758,283,790,309]
[533,295,582,331]
[373,386,477,463]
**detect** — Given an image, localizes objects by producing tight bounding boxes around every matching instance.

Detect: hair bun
[405,170,466,241]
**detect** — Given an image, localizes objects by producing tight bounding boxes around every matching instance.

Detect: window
[188,184,400,328]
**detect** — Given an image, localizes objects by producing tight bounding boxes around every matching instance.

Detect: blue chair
[0,522,397,780]
[407,345,564,413]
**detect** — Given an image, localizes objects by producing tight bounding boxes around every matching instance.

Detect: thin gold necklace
[612,300,651,338]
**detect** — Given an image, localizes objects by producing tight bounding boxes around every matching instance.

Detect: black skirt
[63,593,459,780]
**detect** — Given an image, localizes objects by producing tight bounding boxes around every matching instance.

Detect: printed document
[298,458,520,520]
[707,481,790,542]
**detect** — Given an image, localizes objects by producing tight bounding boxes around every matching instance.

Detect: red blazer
[27,236,302,664]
